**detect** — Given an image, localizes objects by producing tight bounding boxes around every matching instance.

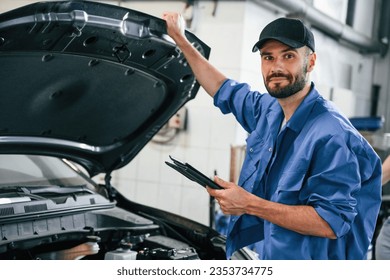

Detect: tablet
[165,155,223,190]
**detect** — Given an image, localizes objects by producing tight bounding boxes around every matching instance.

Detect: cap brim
[252,37,305,52]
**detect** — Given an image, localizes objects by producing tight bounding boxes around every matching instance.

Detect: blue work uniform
[214,79,382,259]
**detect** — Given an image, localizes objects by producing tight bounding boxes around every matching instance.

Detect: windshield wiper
[0,185,93,195]
[0,186,47,201]
[25,185,94,195]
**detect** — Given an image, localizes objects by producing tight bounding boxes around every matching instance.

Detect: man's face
[260,40,313,99]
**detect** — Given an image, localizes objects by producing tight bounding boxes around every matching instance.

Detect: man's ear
[307,52,316,73]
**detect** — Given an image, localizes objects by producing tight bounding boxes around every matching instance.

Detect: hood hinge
[104,172,117,201]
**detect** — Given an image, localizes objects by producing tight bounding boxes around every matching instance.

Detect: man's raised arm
[162,12,227,97]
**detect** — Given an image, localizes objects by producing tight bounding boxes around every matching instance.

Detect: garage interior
[1,0,390,258]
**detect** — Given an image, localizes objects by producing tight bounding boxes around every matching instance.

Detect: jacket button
[268,147,273,152]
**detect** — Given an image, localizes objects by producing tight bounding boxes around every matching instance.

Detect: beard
[264,67,308,99]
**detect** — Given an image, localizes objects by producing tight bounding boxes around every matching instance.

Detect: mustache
[266,72,292,82]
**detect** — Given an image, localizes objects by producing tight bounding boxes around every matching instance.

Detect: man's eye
[284,54,294,59]
[263,56,273,61]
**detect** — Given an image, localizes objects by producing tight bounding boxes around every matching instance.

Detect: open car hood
[0,1,210,176]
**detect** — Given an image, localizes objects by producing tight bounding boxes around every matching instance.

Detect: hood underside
[0,1,210,176]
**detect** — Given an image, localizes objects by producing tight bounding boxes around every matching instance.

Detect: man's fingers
[162,12,185,36]
[214,176,230,188]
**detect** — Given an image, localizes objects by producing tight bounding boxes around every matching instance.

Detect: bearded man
[163,14,382,260]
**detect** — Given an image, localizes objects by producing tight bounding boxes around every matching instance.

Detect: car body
[0,1,256,260]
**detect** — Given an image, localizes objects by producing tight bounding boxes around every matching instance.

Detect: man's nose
[270,58,284,73]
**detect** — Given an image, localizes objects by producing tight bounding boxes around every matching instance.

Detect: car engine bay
[0,190,227,260]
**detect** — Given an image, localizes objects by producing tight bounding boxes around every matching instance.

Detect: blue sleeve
[304,134,381,238]
[213,79,271,133]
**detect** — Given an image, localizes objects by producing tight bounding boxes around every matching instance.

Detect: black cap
[252,17,315,53]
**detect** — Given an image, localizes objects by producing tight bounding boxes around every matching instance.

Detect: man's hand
[162,12,186,42]
[161,11,227,97]
[207,176,253,215]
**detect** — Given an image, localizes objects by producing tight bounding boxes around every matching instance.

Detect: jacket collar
[286,82,319,133]
[266,82,320,134]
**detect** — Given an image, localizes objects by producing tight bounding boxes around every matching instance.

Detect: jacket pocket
[273,171,306,204]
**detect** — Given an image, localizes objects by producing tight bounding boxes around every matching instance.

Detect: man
[163,13,382,259]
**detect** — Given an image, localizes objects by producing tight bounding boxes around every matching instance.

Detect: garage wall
[1,0,387,226]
